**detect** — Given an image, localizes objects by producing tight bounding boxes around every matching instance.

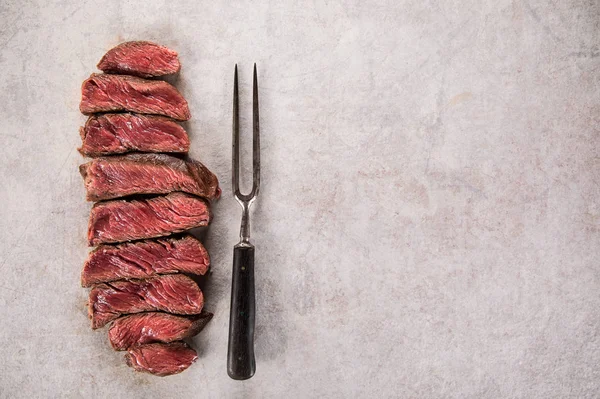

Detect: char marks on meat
[109,311,213,350]
[80,74,190,120]
[125,342,198,376]
[81,235,210,287]
[97,41,180,78]
[80,153,221,202]
[79,113,189,156]
[88,192,211,246]
[88,274,204,329]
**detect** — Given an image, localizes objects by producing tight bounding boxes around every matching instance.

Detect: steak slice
[79,113,189,156]
[97,41,180,78]
[80,74,190,120]
[88,192,211,246]
[81,235,210,287]
[109,311,213,350]
[125,342,197,376]
[88,274,204,329]
[80,153,221,202]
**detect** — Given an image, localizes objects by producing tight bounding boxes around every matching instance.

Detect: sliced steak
[81,235,210,287]
[109,311,213,350]
[80,74,190,120]
[80,153,221,202]
[88,192,211,246]
[125,342,197,376]
[88,274,203,329]
[79,113,189,156]
[97,41,180,78]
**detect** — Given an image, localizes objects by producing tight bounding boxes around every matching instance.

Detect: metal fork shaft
[239,201,251,245]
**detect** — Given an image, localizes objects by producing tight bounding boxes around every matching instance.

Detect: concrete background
[0,0,599,397]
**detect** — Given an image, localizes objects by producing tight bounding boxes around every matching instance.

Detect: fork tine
[232,64,240,197]
[232,64,259,201]
[252,63,260,197]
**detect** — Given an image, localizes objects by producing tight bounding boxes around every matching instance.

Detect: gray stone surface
[0,0,599,397]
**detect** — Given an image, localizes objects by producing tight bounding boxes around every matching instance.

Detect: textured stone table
[0,1,598,397]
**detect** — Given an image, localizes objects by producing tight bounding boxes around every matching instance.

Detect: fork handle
[227,245,256,380]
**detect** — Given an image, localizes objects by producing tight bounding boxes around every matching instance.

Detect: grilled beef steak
[125,342,198,376]
[79,113,189,156]
[97,41,180,78]
[109,311,213,350]
[87,192,211,246]
[80,153,221,202]
[88,275,204,329]
[80,74,190,120]
[81,235,210,287]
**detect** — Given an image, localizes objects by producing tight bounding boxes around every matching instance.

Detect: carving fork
[228,64,260,380]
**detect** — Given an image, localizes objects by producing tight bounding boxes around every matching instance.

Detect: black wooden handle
[227,245,256,380]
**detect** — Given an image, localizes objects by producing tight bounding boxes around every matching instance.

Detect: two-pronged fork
[227,64,260,380]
